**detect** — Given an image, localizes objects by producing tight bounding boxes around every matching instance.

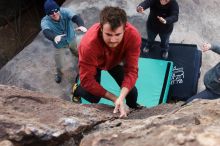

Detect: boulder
[1,84,220,146]
[0,84,115,145]
[81,99,220,146]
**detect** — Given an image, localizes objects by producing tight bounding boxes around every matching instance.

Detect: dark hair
[100,6,127,30]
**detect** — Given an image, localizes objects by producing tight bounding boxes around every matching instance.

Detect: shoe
[143,43,152,54]
[135,103,144,109]
[55,72,62,83]
[72,96,81,103]
[143,47,150,53]
[161,51,168,60]
[71,83,81,103]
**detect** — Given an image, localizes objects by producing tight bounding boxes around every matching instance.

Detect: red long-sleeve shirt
[78,23,141,97]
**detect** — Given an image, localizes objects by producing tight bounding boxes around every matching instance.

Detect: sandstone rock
[1,84,220,146]
[0,84,115,145]
[80,99,220,146]
[0,140,14,146]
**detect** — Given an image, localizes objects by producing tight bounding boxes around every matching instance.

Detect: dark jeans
[147,28,172,51]
[75,65,138,108]
[186,88,220,103]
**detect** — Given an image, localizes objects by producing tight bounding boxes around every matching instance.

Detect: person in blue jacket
[137,0,179,59]
[187,42,220,103]
[41,0,87,83]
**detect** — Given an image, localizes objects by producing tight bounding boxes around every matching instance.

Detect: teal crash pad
[81,58,173,107]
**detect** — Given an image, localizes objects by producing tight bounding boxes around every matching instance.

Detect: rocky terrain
[1,84,220,146]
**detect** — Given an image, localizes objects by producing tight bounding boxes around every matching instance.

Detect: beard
[107,43,119,48]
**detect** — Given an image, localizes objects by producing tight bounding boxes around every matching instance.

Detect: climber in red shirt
[72,6,141,118]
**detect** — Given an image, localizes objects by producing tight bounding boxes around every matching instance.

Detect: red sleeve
[78,45,107,97]
[122,29,141,90]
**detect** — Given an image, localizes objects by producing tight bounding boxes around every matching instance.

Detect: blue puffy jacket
[204,43,220,95]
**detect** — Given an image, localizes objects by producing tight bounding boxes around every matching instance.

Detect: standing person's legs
[54,48,63,83]
[108,65,138,108]
[159,31,172,59]
[186,88,220,103]
[69,38,78,58]
[69,38,79,74]
[73,69,102,103]
[145,28,158,53]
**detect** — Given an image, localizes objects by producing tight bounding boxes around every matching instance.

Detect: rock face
[0,31,79,101]
[0,0,44,69]
[0,84,115,146]
[0,0,220,99]
[1,84,220,146]
[81,98,220,146]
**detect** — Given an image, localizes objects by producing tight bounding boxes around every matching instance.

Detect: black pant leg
[186,88,220,103]
[125,87,138,108]
[108,65,138,108]
[159,32,172,51]
[75,69,101,103]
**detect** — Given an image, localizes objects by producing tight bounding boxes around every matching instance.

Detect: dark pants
[75,65,138,108]
[186,88,220,103]
[147,28,172,51]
